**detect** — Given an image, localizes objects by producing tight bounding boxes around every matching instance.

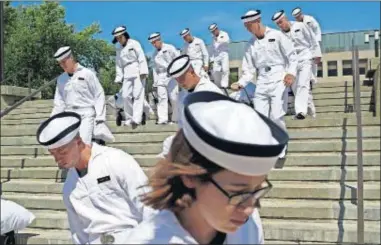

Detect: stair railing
[351,38,364,245]
[0,75,59,118]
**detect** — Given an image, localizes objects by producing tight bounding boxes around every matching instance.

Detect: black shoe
[116,111,122,126]
[3,231,16,245]
[142,112,146,125]
[296,113,306,120]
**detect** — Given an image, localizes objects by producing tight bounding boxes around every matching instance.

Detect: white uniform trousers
[156,79,179,123]
[307,83,317,118]
[65,107,95,145]
[254,71,289,158]
[122,76,146,124]
[290,59,312,115]
[212,53,230,88]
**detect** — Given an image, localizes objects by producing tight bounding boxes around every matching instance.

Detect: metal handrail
[372,63,380,117]
[0,75,59,118]
[351,39,364,245]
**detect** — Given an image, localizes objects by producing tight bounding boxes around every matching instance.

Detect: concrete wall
[229,48,381,84]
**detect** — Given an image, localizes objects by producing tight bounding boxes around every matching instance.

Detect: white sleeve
[114,51,124,83]
[309,17,322,42]
[115,151,158,220]
[65,200,89,244]
[237,43,256,87]
[51,82,66,116]
[134,42,149,76]
[303,23,321,58]
[279,33,298,77]
[170,45,181,58]
[220,32,230,43]
[199,40,210,66]
[88,72,106,122]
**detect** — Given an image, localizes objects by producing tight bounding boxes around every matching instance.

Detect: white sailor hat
[112,26,127,37]
[54,46,72,62]
[208,23,218,32]
[241,10,261,23]
[148,32,161,42]
[36,111,81,149]
[167,54,191,78]
[181,91,289,176]
[180,28,190,37]
[111,26,127,43]
[272,10,286,22]
[291,7,302,17]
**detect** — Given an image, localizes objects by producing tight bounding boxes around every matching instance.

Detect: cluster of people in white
[19,6,322,245]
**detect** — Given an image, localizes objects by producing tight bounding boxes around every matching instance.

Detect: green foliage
[3,1,118,98]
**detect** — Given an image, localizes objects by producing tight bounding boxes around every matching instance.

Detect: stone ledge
[1,85,42,109]
[1,85,41,98]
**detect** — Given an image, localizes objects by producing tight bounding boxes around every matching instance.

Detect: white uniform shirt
[123,209,264,244]
[302,15,322,42]
[211,30,230,61]
[114,39,149,83]
[283,21,322,61]
[177,77,223,128]
[51,64,106,122]
[62,143,157,244]
[238,27,298,87]
[152,43,180,87]
[181,37,209,67]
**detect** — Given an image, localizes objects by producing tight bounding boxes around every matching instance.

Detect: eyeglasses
[208,177,272,207]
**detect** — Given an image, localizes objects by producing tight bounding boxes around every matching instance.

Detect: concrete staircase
[1,81,380,244]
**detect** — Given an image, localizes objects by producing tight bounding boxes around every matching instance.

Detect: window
[359,59,368,75]
[317,62,323,77]
[342,60,352,76]
[327,61,338,77]
[229,68,239,84]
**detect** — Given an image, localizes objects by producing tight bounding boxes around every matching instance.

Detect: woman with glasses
[123,91,289,244]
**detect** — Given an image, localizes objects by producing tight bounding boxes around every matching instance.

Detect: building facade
[223,29,380,84]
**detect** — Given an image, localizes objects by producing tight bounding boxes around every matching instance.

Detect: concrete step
[1,112,376,126]
[1,117,380,137]
[288,104,371,113]
[16,228,72,244]
[309,85,372,94]
[1,152,380,169]
[2,104,373,121]
[287,98,371,107]
[260,219,380,244]
[1,166,380,182]
[7,95,372,116]
[4,193,380,223]
[20,199,380,232]
[1,139,380,156]
[16,218,380,244]
[1,126,380,146]
[1,132,175,146]
[2,180,379,200]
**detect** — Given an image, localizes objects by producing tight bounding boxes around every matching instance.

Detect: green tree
[3,1,117,98]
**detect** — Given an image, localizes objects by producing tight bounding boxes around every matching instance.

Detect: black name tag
[78,77,85,80]
[129,48,134,51]
[295,29,300,32]
[163,50,168,53]
[97,176,111,184]
[268,38,275,42]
